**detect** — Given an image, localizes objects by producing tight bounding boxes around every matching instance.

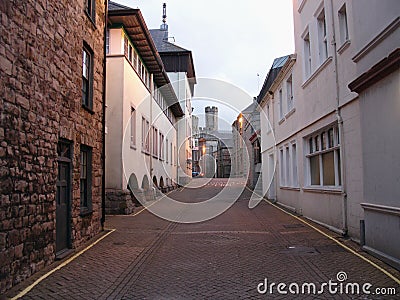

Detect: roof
[107,2,184,117]
[150,28,197,87]
[242,101,257,114]
[108,1,131,10]
[257,55,290,103]
[150,29,191,53]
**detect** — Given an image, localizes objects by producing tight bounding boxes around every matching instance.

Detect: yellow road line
[246,186,400,285]
[11,229,116,300]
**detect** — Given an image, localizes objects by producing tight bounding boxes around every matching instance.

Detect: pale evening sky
[115,0,295,129]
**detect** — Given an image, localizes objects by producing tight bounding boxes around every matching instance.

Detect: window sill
[337,40,351,55]
[142,150,150,156]
[285,107,296,119]
[80,208,93,217]
[303,186,343,194]
[130,144,137,150]
[278,118,285,125]
[82,104,95,114]
[302,56,333,89]
[280,186,300,191]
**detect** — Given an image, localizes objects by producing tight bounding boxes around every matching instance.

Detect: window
[303,31,311,77]
[266,104,271,132]
[130,107,136,148]
[166,138,169,163]
[317,9,328,63]
[106,29,110,54]
[279,89,284,120]
[279,143,298,188]
[338,4,349,46]
[128,44,133,63]
[286,75,293,112]
[254,139,261,164]
[133,51,138,71]
[153,127,158,158]
[80,145,92,214]
[82,45,93,109]
[292,143,298,187]
[285,145,290,186]
[306,125,341,187]
[279,148,284,185]
[124,37,128,58]
[142,117,150,153]
[171,142,173,165]
[85,0,96,23]
[159,132,164,160]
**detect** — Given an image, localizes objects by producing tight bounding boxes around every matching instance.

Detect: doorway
[56,140,71,256]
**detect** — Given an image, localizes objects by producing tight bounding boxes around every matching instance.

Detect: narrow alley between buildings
[7,179,399,299]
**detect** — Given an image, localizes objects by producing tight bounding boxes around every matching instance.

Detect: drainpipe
[330,0,348,236]
[101,0,108,231]
[150,73,154,186]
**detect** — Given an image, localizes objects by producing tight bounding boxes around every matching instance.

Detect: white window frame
[279,89,284,120]
[305,125,341,188]
[130,106,136,149]
[286,75,293,112]
[317,8,328,64]
[302,29,312,78]
[292,142,298,187]
[338,4,349,46]
[279,148,285,186]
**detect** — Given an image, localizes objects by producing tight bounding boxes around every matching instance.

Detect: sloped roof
[149,28,196,86]
[150,29,191,53]
[109,1,131,10]
[257,55,290,103]
[108,2,183,117]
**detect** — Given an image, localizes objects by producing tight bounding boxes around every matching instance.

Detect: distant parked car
[192,171,200,177]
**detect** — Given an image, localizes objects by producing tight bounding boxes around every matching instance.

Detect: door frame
[56,139,73,258]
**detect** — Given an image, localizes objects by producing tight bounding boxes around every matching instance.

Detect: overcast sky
[115,0,294,129]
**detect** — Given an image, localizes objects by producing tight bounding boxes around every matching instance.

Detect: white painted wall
[106,28,178,193]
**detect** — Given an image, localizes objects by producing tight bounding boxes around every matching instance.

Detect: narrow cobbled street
[8,179,399,299]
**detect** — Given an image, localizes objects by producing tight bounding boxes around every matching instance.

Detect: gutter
[330,0,348,236]
[101,0,108,231]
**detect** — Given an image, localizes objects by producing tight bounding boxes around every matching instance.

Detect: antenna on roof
[160,3,168,31]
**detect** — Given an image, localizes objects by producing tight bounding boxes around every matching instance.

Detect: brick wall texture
[0,0,105,293]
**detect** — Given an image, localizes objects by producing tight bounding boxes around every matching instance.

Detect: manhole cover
[283,223,305,229]
[282,246,319,255]
[113,242,126,246]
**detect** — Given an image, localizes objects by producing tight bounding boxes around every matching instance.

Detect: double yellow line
[246,186,400,285]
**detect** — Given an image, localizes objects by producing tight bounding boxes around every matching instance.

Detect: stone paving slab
[5,179,400,299]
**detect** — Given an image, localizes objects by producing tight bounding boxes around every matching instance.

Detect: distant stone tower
[205,106,218,131]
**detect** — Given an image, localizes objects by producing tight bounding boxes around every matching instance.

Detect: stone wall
[0,0,105,293]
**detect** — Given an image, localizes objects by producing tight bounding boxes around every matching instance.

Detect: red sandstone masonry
[0,0,105,294]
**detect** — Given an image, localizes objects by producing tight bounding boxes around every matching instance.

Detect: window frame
[305,125,341,188]
[317,8,328,64]
[80,145,93,215]
[302,30,312,78]
[130,106,136,149]
[279,89,284,120]
[286,75,294,112]
[85,0,96,24]
[82,44,94,111]
[338,4,349,47]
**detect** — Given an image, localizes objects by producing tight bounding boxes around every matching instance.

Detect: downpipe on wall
[330,0,348,236]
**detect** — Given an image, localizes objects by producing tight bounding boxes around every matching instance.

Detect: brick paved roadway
[7,178,400,299]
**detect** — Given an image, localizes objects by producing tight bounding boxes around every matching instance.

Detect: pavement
[6,178,400,299]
